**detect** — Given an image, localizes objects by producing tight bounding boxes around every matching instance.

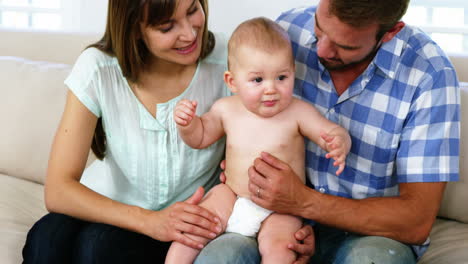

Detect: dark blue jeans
[22,213,170,264]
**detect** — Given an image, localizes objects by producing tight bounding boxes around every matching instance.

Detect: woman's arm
[45,91,221,248]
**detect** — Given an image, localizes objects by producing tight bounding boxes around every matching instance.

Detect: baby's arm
[174,99,225,149]
[296,100,351,175]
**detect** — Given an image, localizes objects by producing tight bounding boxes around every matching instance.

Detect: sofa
[1,29,467,263]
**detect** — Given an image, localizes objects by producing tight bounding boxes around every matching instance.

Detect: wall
[208,0,318,35]
[78,0,318,35]
[66,0,107,33]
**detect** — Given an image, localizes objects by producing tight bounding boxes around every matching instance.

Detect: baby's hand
[321,132,351,176]
[174,99,198,126]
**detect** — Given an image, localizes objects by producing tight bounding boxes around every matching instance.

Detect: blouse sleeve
[64,48,105,117]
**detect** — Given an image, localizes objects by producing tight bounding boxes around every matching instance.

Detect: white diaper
[225,197,273,237]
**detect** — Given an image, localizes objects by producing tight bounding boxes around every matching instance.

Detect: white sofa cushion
[418,218,468,263]
[0,56,71,184]
[0,173,47,263]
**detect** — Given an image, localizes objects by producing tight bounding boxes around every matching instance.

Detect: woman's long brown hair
[87,0,215,160]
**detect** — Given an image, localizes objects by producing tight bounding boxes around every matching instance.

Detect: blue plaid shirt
[277,6,460,258]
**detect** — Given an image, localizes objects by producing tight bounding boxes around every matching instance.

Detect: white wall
[79,0,318,35]
[208,0,318,35]
[67,0,107,33]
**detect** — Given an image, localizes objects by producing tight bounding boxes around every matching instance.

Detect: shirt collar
[372,25,408,79]
[303,10,318,46]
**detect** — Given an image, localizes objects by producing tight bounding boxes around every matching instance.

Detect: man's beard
[319,42,381,71]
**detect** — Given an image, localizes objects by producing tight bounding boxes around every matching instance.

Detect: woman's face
[140,0,205,67]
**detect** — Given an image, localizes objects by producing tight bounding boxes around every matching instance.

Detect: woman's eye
[253,77,263,83]
[159,24,173,33]
[277,75,287,81]
[188,7,198,15]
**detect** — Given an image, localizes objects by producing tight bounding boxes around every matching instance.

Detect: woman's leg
[22,213,87,264]
[23,212,171,264]
[73,222,171,264]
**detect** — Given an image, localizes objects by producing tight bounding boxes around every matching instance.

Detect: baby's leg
[164,184,236,264]
[257,213,302,264]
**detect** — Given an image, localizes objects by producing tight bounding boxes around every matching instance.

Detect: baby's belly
[225,170,250,197]
[223,145,306,197]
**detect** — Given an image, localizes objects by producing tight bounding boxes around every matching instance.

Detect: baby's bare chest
[225,116,303,158]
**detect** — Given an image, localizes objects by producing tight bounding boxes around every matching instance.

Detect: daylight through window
[0,0,62,30]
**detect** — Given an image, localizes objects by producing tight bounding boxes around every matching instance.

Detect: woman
[22,0,313,263]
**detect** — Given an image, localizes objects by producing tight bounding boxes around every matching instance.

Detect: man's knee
[334,236,416,264]
[195,233,260,264]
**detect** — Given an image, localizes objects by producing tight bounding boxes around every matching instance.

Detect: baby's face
[230,46,295,118]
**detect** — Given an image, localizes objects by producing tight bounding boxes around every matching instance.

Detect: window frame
[408,0,468,32]
[406,0,468,54]
[0,0,80,31]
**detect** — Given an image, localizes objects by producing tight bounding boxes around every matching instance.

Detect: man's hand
[174,99,198,126]
[248,152,310,215]
[290,224,315,264]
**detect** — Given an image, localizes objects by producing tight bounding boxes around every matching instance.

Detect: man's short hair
[328,0,410,39]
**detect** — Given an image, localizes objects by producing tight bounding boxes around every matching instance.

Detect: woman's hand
[143,187,222,249]
[219,159,227,183]
[289,224,315,264]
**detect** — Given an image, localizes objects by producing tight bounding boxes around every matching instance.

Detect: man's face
[314,0,382,71]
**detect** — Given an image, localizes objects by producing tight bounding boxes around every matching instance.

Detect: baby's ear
[224,71,238,93]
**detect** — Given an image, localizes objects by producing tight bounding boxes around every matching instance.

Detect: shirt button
[319,187,326,193]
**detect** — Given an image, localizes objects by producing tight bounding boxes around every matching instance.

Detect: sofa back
[0,29,99,64]
[0,57,75,184]
[0,30,99,184]
[0,30,467,225]
[438,84,468,223]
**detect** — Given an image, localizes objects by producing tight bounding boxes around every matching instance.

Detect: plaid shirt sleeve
[276,6,460,259]
[397,66,460,183]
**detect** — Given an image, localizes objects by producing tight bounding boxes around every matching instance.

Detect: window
[0,0,103,33]
[404,0,468,54]
[0,0,63,31]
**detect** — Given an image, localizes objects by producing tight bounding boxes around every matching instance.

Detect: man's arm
[174,99,225,149]
[248,152,446,245]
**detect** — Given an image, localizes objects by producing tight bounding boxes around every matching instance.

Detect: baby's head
[227,17,294,71]
[224,17,296,118]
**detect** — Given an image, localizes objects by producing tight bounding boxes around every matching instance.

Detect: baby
[166,17,351,263]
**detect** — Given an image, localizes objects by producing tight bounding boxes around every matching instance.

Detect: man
[196,0,460,263]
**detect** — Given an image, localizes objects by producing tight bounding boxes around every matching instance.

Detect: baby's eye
[277,75,287,81]
[253,77,263,83]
